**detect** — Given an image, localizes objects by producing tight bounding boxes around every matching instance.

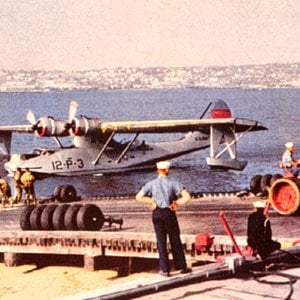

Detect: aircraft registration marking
[195,136,208,141]
[51,157,84,170]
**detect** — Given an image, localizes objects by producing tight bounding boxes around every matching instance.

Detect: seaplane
[0,99,266,178]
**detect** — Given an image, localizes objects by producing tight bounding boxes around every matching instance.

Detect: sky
[0,0,299,71]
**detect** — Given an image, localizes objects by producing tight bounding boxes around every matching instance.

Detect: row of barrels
[250,173,283,196]
[20,204,105,231]
[250,173,300,216]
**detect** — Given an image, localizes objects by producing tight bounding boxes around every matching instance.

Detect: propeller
[25,101,79,136]
[68,101,78,123]
[26,110,40,131]
[26,110,36,125]
[65,101,78,132]
[25,102,76,137]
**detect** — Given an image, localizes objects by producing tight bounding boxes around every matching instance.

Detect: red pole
[263,201,270,217]
[218,212,243,256]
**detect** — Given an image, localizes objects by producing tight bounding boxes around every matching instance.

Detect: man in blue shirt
[282,142,300,177]
[136,161,191,276]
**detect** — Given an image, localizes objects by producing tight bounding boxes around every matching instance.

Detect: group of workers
[0,168,35,208]
[136,159,284,276]
[135,141,300,276]
[0,141,298,274]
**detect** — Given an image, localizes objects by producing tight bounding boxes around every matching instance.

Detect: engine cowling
[33,117,69,137]
[69,116,102,136]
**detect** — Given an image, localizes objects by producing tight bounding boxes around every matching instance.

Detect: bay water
[0,88,299,197]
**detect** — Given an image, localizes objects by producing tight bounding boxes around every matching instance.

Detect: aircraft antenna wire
[199,102,212,119]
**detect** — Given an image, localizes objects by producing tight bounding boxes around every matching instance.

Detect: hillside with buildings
[0,63,299,92]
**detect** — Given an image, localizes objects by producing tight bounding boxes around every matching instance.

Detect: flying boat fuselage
[4,131,210,177]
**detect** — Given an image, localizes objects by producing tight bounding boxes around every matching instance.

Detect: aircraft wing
[100,118,267,134]
[0,118,267,136]
[0,125,33,133]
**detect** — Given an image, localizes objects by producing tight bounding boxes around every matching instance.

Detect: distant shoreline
[0,63,299,92]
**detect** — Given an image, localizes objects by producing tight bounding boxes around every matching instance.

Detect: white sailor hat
[156,161,171,169]
[285,142,294,149]
[253,200,267,208]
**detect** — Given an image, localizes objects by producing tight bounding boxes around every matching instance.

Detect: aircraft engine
[33,117,69,137]
[69,117,102,136]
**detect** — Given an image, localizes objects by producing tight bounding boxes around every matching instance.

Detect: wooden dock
[0,230,296,271]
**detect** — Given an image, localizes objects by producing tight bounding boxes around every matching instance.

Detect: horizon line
[1,61,299,73]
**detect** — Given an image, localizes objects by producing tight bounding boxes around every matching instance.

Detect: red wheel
[269,178,300,215]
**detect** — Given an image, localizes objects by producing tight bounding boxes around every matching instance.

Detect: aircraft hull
[4,132,210,177]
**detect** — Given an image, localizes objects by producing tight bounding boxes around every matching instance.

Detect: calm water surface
[0,88,299,197]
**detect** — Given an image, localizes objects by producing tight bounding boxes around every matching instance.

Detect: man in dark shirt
[247,200,281,259]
